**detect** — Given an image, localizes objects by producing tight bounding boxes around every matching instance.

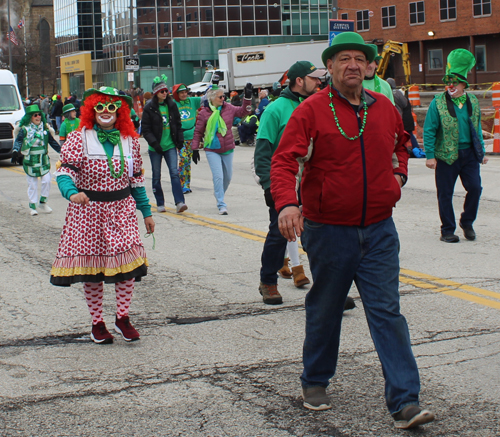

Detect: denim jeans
[260,206,288,284]
[300,216,420,414]
[55,116,62,131]
[205,151,233,209]
[435,147,482,235]
[148,148,185,207]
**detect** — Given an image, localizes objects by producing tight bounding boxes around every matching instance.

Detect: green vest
[21,124,51,177]
[434,93,481,165]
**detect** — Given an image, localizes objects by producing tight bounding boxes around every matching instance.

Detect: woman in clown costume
[50,86,155,344]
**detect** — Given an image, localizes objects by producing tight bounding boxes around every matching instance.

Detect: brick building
[337,0,500,88]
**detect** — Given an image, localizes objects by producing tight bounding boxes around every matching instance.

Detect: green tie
[97,129,121,145]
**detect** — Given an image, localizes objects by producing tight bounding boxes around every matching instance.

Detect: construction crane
[377,40,411,85]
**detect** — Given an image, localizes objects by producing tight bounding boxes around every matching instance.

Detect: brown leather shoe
[259,282,283,305]
[292,265,311,288]
[278,257,292,279]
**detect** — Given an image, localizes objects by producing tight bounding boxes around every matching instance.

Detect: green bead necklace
[101,138,125,178]
[328,85,368,141]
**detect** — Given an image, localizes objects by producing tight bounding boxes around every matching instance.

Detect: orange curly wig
[79,93,138,138]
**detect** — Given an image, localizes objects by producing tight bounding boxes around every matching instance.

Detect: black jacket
[142,96,184,153]
[50,100,63,117]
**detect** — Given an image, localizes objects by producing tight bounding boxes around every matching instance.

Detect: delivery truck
[188,40,329,94]
[0,70,25,160]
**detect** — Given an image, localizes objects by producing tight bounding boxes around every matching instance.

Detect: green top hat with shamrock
[82,86,133,108]
[442,49,476,88]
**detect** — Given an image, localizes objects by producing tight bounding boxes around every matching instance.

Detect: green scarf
[203,103,227,149]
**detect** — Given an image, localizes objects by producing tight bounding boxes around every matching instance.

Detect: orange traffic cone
[408,85,421,107]
[494,109,500,154]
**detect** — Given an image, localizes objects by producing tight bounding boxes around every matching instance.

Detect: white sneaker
[30,209,38,216]
[157,205,166,213]
[218,207,228,215]
[176,202,188,213]
[38,203,52,213]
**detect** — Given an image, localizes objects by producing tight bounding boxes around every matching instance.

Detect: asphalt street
[0,140,499,436]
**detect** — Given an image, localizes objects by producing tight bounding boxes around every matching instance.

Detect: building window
[381,6,396,28]
[186,13,191,28]
[473,0,491,16]
[177,16,182,30]
[409,1,425,24]
[144,26,149,35]
[428,49,443,69]
[341,13,348,20]
[356,10,370,31]
[475,45,486,71]
[163,23,169,33]
[206,9,213,21]
[440,0,456,21]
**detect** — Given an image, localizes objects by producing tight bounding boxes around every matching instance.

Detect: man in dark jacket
[50,95,63,133]
[141,75,187,214]
[271,32,434,430]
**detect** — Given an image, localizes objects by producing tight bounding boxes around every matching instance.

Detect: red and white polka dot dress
[50,128,148,286]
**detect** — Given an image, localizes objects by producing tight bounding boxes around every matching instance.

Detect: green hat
[25,104,42,115]
[62,103,76,114]
[82,86,133,108]
[152,74,169,95]
[177,84,189,92]
[287,61,327,81]
[321,32,376,66]
[443,49,476,87]
[367,44,383,63]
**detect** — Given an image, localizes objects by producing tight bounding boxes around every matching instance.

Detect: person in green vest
[172,83,202,194]
[11,104,61,215]
[362,45,395,104]
[59,103,80,145]
[424,49,487,243]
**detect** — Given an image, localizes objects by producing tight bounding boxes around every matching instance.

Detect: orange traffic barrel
[492,82,500,109]
[494,109,500,153]
[408,85,421,107]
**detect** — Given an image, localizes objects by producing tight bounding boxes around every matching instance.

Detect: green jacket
[362,76,395,105]
[423,92,483,165]
[254,87,300,190]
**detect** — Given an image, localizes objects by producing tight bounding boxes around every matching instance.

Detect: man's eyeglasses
[33,113,42,117]
[94,101,122,113]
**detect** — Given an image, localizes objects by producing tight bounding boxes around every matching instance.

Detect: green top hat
[62,103,76,114]
[82,86,133,108]
[322,32,376,67]
[443,49,476,87]
[25,104,42,116]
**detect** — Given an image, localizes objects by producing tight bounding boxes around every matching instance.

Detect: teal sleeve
[423,99,440,159]
[131,186,152,218]
[57,174,79,201]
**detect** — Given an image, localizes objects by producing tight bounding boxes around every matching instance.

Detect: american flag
[7,26,19,46]
[18,18,25,29]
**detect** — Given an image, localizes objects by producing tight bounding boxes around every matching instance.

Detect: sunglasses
[217,95,225,99]
[32,113,42,117]
[94,101,122,113]
[157,89,168,94]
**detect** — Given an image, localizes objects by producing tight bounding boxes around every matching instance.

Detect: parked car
[0,70,25,160]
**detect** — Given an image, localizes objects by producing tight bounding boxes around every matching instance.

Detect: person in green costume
[172,83,202,194]
[59,103,80,145]
[362,45,395,105]
[424,48,488,243]
[11,104,61,215]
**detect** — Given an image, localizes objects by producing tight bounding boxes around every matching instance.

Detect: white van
[0,70,25,160]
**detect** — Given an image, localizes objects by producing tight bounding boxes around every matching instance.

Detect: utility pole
[7,0,13,70]
[332,0,338,19]
[154,0,160,75]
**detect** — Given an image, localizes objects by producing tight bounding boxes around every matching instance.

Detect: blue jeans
[55,116,62,131]
[205,151,233,209]
[435,147,482,235]
[260,206,287,284]
[148,148,185,207]
[300,217,420,414]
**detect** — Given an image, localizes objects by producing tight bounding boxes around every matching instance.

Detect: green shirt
[148,103,176,152]
[175,97,202,140]
[363,76,395,105]
[59,117,80,140]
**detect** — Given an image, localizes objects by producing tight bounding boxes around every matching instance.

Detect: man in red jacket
[270,32,434,430]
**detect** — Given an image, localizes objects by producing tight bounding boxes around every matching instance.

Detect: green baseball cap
[287,61,327,81]
[62,103,76,114]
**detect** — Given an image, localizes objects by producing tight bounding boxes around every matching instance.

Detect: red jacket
[271,87,409,227]
[192,98,251,154]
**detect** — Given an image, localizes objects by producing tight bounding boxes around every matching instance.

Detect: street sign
[368,10,374,17]
[125,57,139,71]
[128,72,134,82]
[329,20,355,46]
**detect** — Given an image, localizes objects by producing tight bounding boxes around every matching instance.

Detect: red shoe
[114,316,140,341]
[90,321,114,344]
